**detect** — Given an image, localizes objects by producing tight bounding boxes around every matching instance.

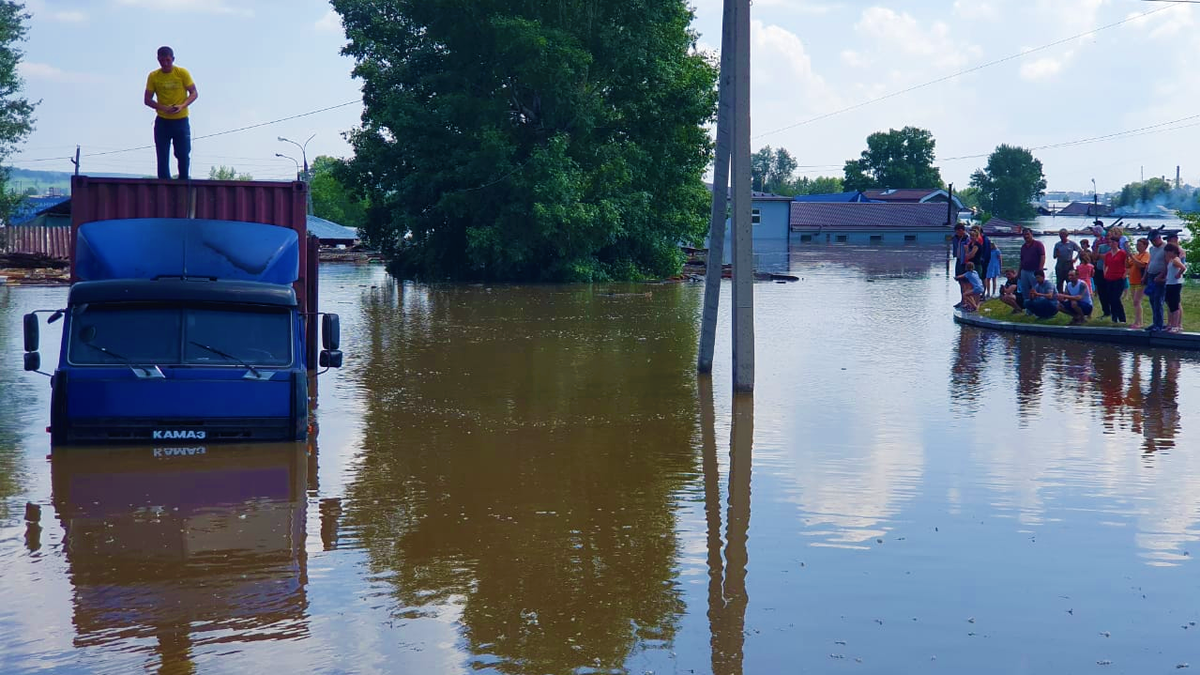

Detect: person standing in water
[144,46,198,180]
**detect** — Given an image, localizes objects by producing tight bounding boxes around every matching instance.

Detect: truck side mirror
[24,352,40,372]
[319,349,343,369]
[23,313,38,352]
[322,314,340,350]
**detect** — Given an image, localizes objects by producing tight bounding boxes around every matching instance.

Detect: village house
[790,202,955,245]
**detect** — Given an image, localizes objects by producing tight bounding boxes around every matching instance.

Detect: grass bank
[976,281,1200,333]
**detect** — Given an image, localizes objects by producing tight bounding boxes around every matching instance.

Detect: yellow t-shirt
[146,66,194,119]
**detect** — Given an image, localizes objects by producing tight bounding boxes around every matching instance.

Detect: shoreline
[953,309,1200,351]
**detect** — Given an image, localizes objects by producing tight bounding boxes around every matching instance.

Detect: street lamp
[278,133,316,215]
[275,153,300,180]
[277,134,316,180]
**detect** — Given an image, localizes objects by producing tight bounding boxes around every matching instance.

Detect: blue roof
[9,195,71,225]
[792,191,875,203]
[306,215,358,241]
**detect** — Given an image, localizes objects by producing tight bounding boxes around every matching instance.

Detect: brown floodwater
[1,245,1198,674]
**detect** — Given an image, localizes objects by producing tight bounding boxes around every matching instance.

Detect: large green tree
[310,155,368,230]
[332,0,717,281]
[0,2,36,222]
[842,126,942,192]
[969,144,1046,220]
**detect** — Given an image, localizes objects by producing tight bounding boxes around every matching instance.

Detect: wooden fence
[1,225,71,260]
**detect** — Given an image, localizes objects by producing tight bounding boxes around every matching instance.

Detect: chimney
[1177,166,1182,190]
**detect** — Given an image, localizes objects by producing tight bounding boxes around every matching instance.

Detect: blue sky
[11,0,1200,192]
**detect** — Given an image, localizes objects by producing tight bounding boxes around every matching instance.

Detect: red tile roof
[790,202,953,231]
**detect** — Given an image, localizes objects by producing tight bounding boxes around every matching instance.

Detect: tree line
[750,127,1047,222]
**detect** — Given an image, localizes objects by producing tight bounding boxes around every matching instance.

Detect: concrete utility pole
[696,0,754,392]
[729,0,755,392]
[697,0,736,374]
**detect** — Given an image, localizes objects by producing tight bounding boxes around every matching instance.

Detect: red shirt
[1104,249,1128,281]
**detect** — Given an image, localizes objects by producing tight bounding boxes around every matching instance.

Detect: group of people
[952,221,1188,333]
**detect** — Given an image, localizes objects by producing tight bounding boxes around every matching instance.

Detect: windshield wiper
[80,342,164,379]
[188,340,270,380]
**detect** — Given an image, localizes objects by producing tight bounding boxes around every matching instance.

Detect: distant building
[306,215,359,247]
[1055,201,1112,217]
[790,202,954,245]
[7,195,71,227]
[862,188,965,210]
[791,191,875,203]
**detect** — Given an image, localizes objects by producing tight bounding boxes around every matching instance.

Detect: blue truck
[21,177,342,446]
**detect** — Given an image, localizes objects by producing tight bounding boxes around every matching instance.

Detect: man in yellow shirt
[143,46,198,179]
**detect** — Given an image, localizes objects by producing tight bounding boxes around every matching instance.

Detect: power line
[15,99,362,165]
[752,4,1173,140]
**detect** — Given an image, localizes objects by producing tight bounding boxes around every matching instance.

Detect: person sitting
[955,261,985,312]
[998,269,1024,313]
[1026,270,1059,319]
[1057,269,1094,325]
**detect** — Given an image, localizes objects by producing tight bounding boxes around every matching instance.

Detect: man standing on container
[144,46,197,180]
[1018,228,1045,299]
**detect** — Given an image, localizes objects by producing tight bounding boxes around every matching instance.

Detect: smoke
[1112,187,1200,216]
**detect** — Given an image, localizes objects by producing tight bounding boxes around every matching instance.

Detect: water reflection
[49,443,309,673]
[344,282,700,674]
[785,244,948,279]
[701,378,752,675]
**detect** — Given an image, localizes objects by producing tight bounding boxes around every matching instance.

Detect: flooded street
[2,247,1199,674]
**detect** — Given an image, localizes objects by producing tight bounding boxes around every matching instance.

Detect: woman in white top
[1163,244,1187,333]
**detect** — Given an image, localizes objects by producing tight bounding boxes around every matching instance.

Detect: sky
[8,0,1200,193]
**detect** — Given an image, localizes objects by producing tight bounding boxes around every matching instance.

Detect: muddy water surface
[1,249,1198,674]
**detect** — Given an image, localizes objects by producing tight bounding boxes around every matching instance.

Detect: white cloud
[113,0,253,17]
[953,0,998,21]
[25,0,86,22]
[854,7,981,70]
[19,62,100,84]
[315,8,342,34]
[1020,53,1068,81]
[1126,5,1194,39]
[840,49,870,68]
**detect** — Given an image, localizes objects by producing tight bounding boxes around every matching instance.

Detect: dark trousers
[1093,274,1110,316]
[154,116,191,180]
[1147,281,1166,328]
[1104,279,1126,323]
[1055,266,1072,293]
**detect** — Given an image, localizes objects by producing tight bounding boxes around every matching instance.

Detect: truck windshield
[68,304,292,367]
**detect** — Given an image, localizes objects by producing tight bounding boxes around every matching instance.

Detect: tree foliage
[1183,211,1200,264]
[310,155,368,231]
[0,2,36,222]
[208,165,253,181]
[750,146,797,193]
[1111,178,1198,212]
[956,186,981,211]
[787,175,843,196]
[332,0,718,281]
[968,144,1046,221]
[842,127,942,192]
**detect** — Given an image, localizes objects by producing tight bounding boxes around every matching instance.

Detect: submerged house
[790,202,954,245]
[862,188,965,210]
[1055,201,1112,217]
[306,215,359,247]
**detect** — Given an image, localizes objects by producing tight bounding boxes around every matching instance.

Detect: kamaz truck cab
[23,216,342,445]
